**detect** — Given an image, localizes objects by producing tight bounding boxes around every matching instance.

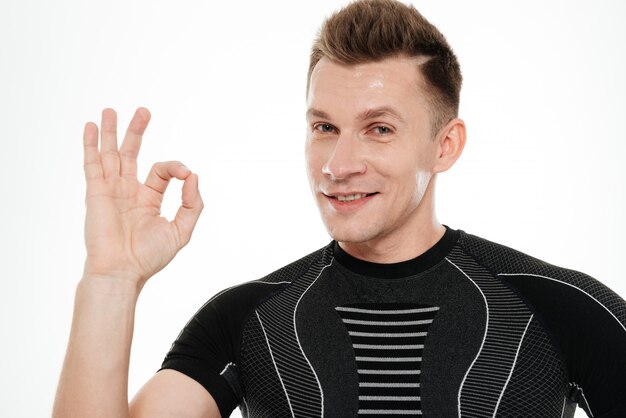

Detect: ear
[433,118,466,173]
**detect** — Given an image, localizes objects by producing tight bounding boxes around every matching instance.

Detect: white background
[1,1,625,416]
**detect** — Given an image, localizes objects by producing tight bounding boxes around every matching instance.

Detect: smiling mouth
[329,192,379,202]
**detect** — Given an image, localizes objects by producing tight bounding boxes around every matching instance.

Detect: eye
[314,123,337,134]
[371,125,393,135]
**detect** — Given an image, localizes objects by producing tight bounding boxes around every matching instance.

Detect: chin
[324,220,383,244]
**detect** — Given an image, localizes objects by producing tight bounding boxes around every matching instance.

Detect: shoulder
[207,242,334,309]
[456,229,574,277]
[455,229,626,416]
[456,229,626,325]
[456,230,618,301]
[159,242,335,415]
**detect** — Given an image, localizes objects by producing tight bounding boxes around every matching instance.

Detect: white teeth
[337,194,367,202]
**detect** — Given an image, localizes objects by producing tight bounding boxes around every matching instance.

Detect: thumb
[172,173,204,248]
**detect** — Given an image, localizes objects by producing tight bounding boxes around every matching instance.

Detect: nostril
[322,160,367,181]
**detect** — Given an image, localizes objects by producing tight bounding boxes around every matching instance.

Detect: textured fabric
[335,303,439,416]
[159,227,626,417]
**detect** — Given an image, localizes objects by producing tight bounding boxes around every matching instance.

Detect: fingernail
[181,165,191,173]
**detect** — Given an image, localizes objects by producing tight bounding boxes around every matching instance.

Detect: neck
[338,176,445,263]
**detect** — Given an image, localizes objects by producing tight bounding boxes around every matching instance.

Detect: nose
[322,133,367,181]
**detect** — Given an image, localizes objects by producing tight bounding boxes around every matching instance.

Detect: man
[53,0,626,417]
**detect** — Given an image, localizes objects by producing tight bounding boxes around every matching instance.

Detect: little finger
[83,122,104,180]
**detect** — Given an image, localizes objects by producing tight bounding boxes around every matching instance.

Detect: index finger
[119,107,151,178]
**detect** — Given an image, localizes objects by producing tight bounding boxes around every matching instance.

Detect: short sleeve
[500,271,626,417]
[158,280,289,417]
[456,230,626,416]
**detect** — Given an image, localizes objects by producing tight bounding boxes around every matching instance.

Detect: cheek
[387,154,432,202]
[306,137,334,164]
[415,171,432,196]
[304,143,324,182]
[412,145,437,188]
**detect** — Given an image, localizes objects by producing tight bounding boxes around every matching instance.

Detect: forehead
[307,56,429,113]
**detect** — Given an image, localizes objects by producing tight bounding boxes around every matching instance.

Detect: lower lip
[325,194,377,213]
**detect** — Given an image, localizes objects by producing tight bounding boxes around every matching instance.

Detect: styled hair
[308,0,462,136]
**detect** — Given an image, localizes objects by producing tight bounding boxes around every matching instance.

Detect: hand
[81,108,203,287]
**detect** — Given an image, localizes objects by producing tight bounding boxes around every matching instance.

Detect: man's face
[305,56,440,246]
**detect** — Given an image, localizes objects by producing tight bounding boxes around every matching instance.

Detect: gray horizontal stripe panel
[360,382,421,388]
[358,410,422,415]
[356,356,422,362]
[359,395,421,401]
[343,319,433,326]
[353,344,424,349]
[358,369,421,375]
[349,331,427,337]
[336,306,439,314]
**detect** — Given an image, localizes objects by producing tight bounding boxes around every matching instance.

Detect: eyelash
[372,125,392,135]
[312,123,393,136]
[313,123,336,134]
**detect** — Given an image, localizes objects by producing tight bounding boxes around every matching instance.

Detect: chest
[237,261,574,417]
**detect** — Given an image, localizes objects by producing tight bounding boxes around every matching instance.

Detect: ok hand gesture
[82,108,203,288]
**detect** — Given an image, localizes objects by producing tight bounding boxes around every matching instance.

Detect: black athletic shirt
[159,227,626,417]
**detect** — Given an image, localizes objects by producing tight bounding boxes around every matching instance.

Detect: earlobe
[434,118,466,173]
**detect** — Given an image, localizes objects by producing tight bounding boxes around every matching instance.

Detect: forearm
[53,276,142,418]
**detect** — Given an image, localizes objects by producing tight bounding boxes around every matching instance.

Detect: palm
[82,108,203,285]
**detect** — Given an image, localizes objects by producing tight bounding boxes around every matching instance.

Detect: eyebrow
[305,106,405,123]
[306,108,331,120]
[357,106,405,123]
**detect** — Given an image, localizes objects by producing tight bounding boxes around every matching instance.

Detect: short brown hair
[308,0,462,136]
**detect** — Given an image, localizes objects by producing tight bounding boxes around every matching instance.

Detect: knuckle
[83,161,99,169]
[119,149,138,159]
[149,162,169,182]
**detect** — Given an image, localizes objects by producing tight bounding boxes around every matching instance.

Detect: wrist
[78,274,144,299]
